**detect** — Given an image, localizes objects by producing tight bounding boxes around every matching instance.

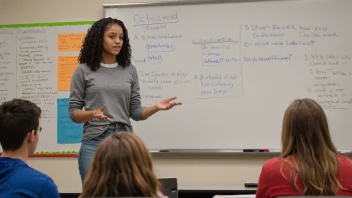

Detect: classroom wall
[28,154,272,193]
[1,0,273,193]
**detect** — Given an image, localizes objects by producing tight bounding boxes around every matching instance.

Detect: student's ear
[27,130,36,143]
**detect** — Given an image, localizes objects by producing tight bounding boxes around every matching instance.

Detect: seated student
[80,132,167,198]
[256,98,352,198]
[0,99,60,198]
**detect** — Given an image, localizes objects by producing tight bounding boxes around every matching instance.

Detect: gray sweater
[68,63,145,141]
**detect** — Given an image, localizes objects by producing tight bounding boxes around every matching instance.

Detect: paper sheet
[57,56,78,90]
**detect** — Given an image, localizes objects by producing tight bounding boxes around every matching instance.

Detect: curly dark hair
[79,18,132,71]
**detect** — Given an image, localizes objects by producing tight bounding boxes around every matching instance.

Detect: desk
[59,186,256,198]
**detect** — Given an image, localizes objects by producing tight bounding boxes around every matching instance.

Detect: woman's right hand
[93,105,110,121]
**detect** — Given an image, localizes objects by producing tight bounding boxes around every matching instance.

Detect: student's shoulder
[28,168,59,192]
[14,166,58,191]
[14,166,54,187]
[338,154,352,168]
[24,167,55,182]
[262,157,282,168]
[260,157,287,178]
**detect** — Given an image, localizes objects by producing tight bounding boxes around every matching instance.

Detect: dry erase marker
[243,149,269,152]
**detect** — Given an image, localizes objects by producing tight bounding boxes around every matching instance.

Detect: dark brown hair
[0,98,41,151]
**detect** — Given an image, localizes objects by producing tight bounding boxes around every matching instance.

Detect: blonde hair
[280,98,342,195]
[80,132,161,197]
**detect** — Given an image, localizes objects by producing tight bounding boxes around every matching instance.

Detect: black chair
[158,177,178,198]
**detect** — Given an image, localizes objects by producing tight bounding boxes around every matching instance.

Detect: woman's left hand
[156,96,182,110]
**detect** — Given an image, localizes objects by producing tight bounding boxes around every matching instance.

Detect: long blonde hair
[280,98,342,195]
[80,132,161,198]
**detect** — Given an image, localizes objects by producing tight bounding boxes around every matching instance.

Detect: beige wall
[27,154,273,193]
[0,0,275,193]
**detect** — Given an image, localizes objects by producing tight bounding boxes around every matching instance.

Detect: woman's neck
[102,53,117,64]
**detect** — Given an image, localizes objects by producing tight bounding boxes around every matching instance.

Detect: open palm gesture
[94,104,110,120]
[156,96,182,110]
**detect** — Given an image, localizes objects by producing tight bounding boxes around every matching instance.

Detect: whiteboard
[0,22,93,154]
[104,0,352,151]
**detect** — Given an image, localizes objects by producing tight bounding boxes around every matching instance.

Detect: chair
[158,177,178,198]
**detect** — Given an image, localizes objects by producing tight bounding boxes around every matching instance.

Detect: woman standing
[69,17,181,183]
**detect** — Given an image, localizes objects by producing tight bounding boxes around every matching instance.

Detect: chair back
[159,177,178,198]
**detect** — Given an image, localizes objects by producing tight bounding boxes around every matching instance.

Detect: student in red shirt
[256,98,352,198]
